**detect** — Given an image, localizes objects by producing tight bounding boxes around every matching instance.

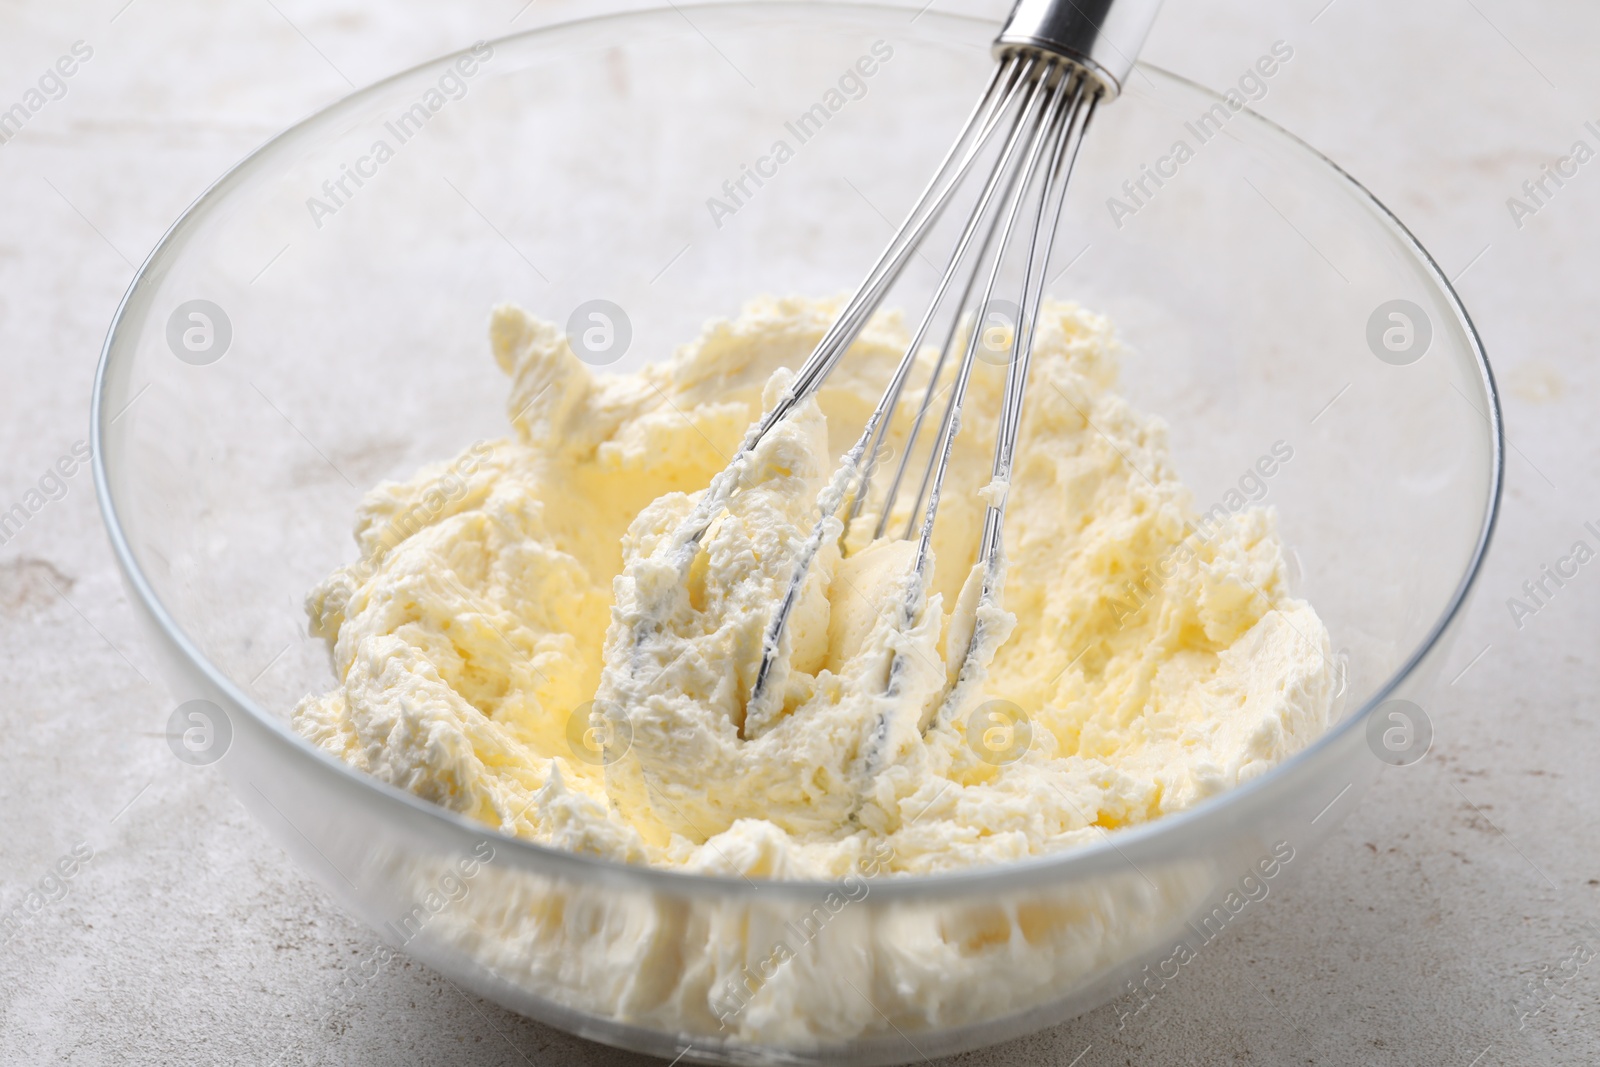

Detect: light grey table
[1,0,1596,1063]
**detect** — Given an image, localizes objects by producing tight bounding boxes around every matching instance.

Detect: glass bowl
[92,3,1501,1063]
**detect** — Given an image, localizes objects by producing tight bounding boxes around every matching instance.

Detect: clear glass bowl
[92,3,1501,1063]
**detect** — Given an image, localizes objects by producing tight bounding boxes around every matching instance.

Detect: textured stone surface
[1,0,1596,1063]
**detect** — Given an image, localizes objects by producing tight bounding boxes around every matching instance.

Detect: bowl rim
[91,0,1504,901]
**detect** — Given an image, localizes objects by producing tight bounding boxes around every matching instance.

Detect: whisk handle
[993,0,1163,97]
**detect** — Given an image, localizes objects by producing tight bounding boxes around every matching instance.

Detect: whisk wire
[906,67,1081,583]
[844,57,1059,539]
[737,54,1032,462]
[743,59,1104,736]
[745,59,1068,726]
[883,65,1091,728]
[850,62,1055,542]
[942,72,1100,711]
[652,54,1038,604]
[978,77,1098,569]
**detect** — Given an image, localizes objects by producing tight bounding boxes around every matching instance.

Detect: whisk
[636,0,1163,746]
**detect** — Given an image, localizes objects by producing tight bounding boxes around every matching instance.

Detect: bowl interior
[99,1,1494,842]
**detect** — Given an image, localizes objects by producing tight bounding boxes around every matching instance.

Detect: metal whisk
[635,0,1163,744]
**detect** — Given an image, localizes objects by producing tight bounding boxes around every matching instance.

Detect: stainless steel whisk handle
[993,0,1164,97]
